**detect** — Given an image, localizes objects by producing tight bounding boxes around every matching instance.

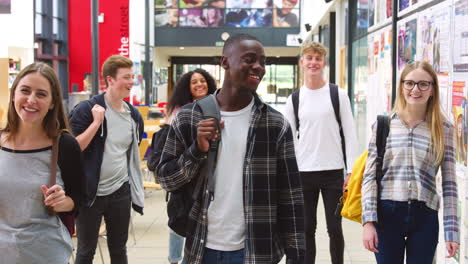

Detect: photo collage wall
[155,0,300,28]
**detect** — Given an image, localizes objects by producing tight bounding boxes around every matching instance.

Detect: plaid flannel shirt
[362,113,459,243]
[157,95,305,264]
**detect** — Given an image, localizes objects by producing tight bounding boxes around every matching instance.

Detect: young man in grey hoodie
[70,55,145,264]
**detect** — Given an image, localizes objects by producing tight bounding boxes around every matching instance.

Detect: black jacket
[69,93,144,208]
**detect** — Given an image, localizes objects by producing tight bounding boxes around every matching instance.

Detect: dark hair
[222,33,260,56]
[101,55,133,87]
[167,68,217,116]
[2,62,70,141]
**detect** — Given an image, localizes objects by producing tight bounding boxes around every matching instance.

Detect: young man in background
[284,42,358,264]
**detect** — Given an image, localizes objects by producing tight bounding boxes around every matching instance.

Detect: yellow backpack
[340,150,368,223]
[339,115,390,223]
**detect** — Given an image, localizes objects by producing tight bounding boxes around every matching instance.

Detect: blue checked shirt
[362,113,459,243]
[157,94,305,264]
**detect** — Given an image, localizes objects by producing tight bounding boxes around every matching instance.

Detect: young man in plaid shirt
[157,33,305,264]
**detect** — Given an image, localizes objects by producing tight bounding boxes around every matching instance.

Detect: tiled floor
[71,188,376,264]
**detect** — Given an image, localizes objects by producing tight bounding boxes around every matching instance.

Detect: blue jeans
[202,248,244,264]
[168,228,185,263]
[76,182,131,264]
[375,200,439,264]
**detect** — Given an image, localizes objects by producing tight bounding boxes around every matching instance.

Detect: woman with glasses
[361,61,459,263]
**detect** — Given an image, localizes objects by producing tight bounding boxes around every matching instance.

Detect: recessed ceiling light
[179,47,185,50]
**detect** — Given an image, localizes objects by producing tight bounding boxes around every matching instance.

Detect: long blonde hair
[1,62,70,141]
[393,61,446,165]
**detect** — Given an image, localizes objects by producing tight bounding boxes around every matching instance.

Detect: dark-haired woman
[166,68,217,264]
[0,62,84,263]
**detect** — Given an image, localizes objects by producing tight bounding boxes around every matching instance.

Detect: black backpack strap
[375,115,390,195]
[375,115,390,225]
[329,83,347,170]
[194,94,221,201]
[291,90,300,138]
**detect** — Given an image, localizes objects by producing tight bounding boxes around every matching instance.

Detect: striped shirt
[157,94,305,264]
[362,113,459,243]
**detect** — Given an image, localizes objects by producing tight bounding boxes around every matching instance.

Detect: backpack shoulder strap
[329,83,347,170]
[50,133,61,187]
[194,95,221,201]
[375,115,390,222]
[291,90,300,138]
[329,83,341,126]
[376,115,390,162]
[47,133,61,215]
[196,94,221,123]
[375,115,390,185]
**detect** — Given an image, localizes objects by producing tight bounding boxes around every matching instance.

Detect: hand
[41,185,74,213]
[363,222,379,253]
[91,104,105,125]
[446,242,459,258]
[343,173,351,190]
[196,119,224,152]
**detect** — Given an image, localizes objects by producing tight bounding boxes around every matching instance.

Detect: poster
[179,8,224,27]
[0,0,10,14]
[417,2,451,74]
[372,0,391,26]
[439,73,450,115]
[399,0,409,12]
[464,86,468,166]
[453,0,468,72]
[397,18,417,71]
[453,73,468,166]
[386,0,392,18]
[369,0,375,27]
[367,26,393,135]
[399,0,436,15]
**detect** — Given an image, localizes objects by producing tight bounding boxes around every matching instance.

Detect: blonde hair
[1,62,70,141]
[300,41,327,58]
[393,61,445,165]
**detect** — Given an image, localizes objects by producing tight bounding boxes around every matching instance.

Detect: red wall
[68,0,130,93]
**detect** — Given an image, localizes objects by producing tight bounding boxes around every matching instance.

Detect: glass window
[36,0,42,12]
[353,0,369,41]
[257,64,296,104]
[35,14,43,35]
[53,18,59,37]
[352,37,368,152]
[53,0,59,17]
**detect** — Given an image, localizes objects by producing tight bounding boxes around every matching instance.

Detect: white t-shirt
[284,84,358,174]
[206,98,254,251]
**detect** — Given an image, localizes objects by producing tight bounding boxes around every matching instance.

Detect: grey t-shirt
[0,147,73,263]
[98,101,133,196]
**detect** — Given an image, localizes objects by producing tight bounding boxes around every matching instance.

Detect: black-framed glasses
[402,80,432,91]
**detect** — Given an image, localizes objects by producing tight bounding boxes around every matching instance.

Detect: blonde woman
[361,61,459,263]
